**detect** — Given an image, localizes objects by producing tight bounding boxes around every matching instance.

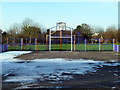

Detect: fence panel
[75,38,85,51]
[22,38,35,51]
[37,38,47,51]
[47,35,75,51]
[8,38,21,51]
[101,39,113,51]
[7,37,116,52]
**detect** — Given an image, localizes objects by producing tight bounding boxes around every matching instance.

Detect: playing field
[8,43,113,51]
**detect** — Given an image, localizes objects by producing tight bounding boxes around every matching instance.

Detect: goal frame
[47,22,73,51]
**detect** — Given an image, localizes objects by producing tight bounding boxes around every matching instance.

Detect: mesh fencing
[8,38,47,51]
[7,37,114,51]
[49,35,73,51]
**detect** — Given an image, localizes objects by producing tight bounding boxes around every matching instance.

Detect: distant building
[92,32,99,39]
[91,32,99,43]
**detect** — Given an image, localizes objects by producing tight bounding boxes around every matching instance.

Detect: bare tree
[91,25,104,37]
[22,18,40,33]
[7,29,16,38]
[22,18,34,28]
[102,26,118,42]
[11,23,21,34]
[21,18,43,43]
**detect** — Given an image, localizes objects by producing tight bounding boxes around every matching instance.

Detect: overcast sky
[0,1,118,31]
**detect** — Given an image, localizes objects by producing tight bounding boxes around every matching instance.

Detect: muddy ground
[15,51,119,61]
[2,65,120,89]
[2,51,120,89]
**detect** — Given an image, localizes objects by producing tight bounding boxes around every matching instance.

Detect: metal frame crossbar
[47,35,74,39]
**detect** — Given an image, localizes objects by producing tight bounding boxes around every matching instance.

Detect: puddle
[1,51,120,85]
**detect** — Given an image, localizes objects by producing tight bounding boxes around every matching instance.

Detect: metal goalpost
[48,22,73,51]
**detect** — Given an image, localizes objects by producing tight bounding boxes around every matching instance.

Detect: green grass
[115,43,120,45]
[8,44,47,51]
[8,43,113,51]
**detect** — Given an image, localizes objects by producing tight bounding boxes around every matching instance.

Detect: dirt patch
[2,51,119,89]
[2,65,120,89]
[14,51,119,61]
